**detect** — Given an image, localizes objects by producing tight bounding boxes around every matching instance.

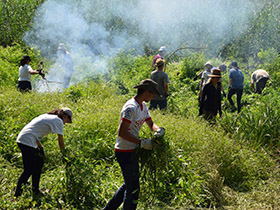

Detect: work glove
[140,138,152,150]
[154,127,165,138]
[193,75,199,81]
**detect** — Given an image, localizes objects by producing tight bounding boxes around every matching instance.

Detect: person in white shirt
[14,108,72,197]
[103,79,165,210]
[57,43,74,89]
[17,55,44,92]
[251,69,270,94]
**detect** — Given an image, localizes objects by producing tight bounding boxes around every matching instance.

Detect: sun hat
[133,79,161,95]
[208,69,221,78]
[231,61,238,67]
[205,61,213,66]
[62,107,72,123]
[155,58,165,67]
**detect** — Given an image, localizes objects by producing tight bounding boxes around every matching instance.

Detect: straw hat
[209,69,221,78]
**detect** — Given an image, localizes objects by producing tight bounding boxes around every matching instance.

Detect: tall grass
[1,82,279,209]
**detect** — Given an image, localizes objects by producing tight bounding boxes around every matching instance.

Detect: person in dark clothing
[150,58,169,110]
[199,69,222,121]
[227,61,244,113]
[14,108,72,197]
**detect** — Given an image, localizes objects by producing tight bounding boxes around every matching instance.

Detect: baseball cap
[62,107,72,123]
[158,46,167,52]
[231,61,238,67]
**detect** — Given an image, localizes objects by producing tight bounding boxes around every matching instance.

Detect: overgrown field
[1,49,280,209]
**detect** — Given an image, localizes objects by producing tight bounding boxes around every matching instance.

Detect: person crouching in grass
[102,79,163,210]
[199,69,222,122]
[14,108,72,197]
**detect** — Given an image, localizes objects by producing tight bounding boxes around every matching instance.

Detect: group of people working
[198,60,270,122]
[13,46,271,210]
[14,78,164,210]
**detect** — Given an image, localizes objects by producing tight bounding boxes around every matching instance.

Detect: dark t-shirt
[151,70,169,101]
[200,81,222,115]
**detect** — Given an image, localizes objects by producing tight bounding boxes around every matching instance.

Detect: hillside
[1,0,280,209]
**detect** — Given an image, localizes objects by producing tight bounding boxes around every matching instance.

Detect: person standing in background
[227,61,244,113]
[17,55,45,92]
[57,43,74,89]
[150,58,169,110]
[199,69,222,122]
[152,46,167,68]
[251,69,270,94]
[198,61,213,98]
[14,108,72,197]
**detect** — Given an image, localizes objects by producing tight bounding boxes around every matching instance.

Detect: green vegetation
[1,0,280,209]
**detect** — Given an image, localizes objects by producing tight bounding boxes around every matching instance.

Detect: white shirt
[251,69,269,82]
[17,114,64,148]
[114,98,151,151]
[18,64,33,82]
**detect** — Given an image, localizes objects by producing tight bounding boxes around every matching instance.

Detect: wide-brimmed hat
[209,69,221,78]
[205,61,213,67]
[62,107,72,123]
[155,58,165,67]
[133,79,160,95]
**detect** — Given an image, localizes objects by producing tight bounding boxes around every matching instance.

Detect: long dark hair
[20,55,31,66]
[48,109,64,120]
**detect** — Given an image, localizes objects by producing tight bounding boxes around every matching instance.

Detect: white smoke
[24,0,265,92]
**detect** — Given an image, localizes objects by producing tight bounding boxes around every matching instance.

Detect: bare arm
[197,70,204,77]
[58,134,65,151]
[229,78,232,87]
[145,118,159,132]
[164,82,168,95]
[118,120,141,144]
[251,79,255,90]
[29,69,40,75]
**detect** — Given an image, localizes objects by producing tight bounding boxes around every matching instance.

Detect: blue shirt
[229,68,244,89]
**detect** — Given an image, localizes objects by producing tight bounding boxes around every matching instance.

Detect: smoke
[24,0,265,92]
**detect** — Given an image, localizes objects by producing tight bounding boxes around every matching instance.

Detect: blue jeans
[149,99,167,110]
[227,88,243,113]
[103,151,140,210]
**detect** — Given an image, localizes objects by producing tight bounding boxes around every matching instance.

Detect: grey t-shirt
[17,114,64,148]
[151,70,169,101]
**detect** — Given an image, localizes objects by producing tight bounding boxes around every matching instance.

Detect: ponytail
[48,109,64,120]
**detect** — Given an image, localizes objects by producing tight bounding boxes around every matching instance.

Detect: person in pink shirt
[151,46,167,68]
